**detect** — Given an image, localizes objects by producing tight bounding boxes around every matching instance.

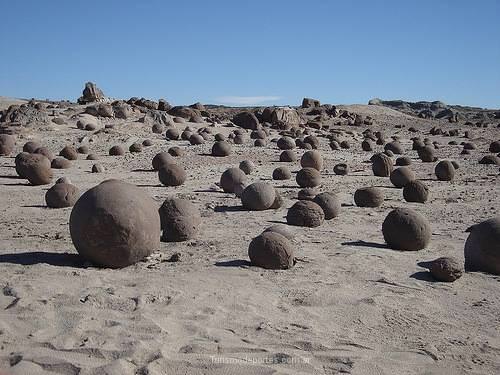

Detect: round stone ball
[300,150,323,171]
[298,187,318,201]
[233,134,245,144]
[277,136,296,150]
[34,147,54,161]
[181,130,192,140]
[142,139,153,147]
[428,257,463,282]
[354,187,384,207]
[239,160,255,175]
[333,163,349,176]
[479,155,500,165]
[296,167,321,188]
[60,146,78,160]
[272,166,292,180]
[77,145,89,154]
[248,232,294,270]
[313,192,340,220]
[69,179,160,268]
[152,123,165,134]
[221,167,247,193]
[0,134,15,155]
[158,164,187,186]
[212,141,232,157]
[361,139,373,152]
[340,140,350,149]
[254,139,266,147]
[56,177,71,184]
[382,208,431,251]
[464,216,500,275]
[304,135,320,149]
[109,145,125,156]
[215,133,226,141]
[241,182,276,211]
[435,160,455,181]
[395,156,412,166]
[168,146,184,157]
[21,153,53,185]
[263,225,295,241]
[329,140,340,150]
[286,200,325,227]
[189,134,205,145]
[152,152,175,171]
[92,164,104,173]
[23,141,41,153]
[403,180,429,203]
[489,141,500,153]
[165,127,180,140]
[418,146,435,162]
[371,153,393,177]
[280,150,297,162]
[51,157,72,169]
[384,141,404,154]
[15,152,31,178]
[45,183,79,208]
[159,198,201,242]
[86,153,99,160]
[129,143,143,153]
[390,166,416,188]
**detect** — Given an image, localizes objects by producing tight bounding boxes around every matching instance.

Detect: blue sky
[1,0,499,108]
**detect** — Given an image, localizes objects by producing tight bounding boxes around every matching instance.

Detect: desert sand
[0,92,499,375]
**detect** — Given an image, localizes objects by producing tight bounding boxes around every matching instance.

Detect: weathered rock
[390,166,416,188]
[464,217,500,275]
[371,153,393,177]
[248,232,295,270]
[45,183,79,208]
[286,200,325,227]
[0,134,15,155]
[313,192,340,220]
[403,180,429,203]
[354,187,384,207]
[159,198,201,242]
[428,257,463,282]
[221,167,247,193]
[232,111,259,130]
[78,82,105,104]
[296,167,321,188]
[435,160,455,181]
[382,208,431,251]
[241,182,277,211]
[158,164,187,186]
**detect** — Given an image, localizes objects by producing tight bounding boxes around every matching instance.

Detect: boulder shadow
[131,168,155,173]
[0,175,22,179]
[1,182,30,186]
[410,271,437,282]
[0,251,84,267]
[341,240,389,249]
[21,205,47,208]
[214,205,247,213]
[215,259,250,267]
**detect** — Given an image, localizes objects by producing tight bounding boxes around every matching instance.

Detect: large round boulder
[158,164,187,186]
[464,217,500,275]
[241,182,277,211]
[159,198,201,242]
[248,232,295,270]
[354,187,384,207]
[403,180,429,203]
[45,183,80,208]
[371,153,393,177]
[296,167,321,188]
[69,180,161,268]
[286,200,325,227]
[389,166,416,188]
[220,167,247,193]
[0,134,15,155]
[382,208,431,251]
[313,192,340,220]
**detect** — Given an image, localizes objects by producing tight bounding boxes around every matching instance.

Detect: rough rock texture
[220,167,247,193]
[248,232,294,270]
[241,182,276,211]
[300,150,323,170]
[159,198,201,242]
[371,153,393,177]
[286,200,325,227]
[390,167,416,188]
[354,187,384,207]
[313,192,340,220]
[158,164,187,186]
[382,208,431,251]
[77,82,105,104]
[464,217,500,275]
[69,180,160,268]
[435,160,455,181]
[45,183,79,208]
[403,180,429,203]
[428,257,464,282]
[296,167,321,188]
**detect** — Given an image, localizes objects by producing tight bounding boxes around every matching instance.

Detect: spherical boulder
[304,135,319,149]
[158,164,187,186]
[300,150,323,171]
[77,145,89,154]
[69,180,160,268]
[435,160,455,181]
[51,157,72,169]
[403,180,429,203]
[60,146,78,160]
[297,187,318,201]
[168,146,184,157]
[382,208,431,251]
[272,166,292,180]
[395,156,412,166]
[248,232,295,270]
[212,141,232,157]
[159,198,201,242]
[389,166,416,188]
[277,136,296,150]
[45,183,79,208]
[296,167,321,188]
[384,141,404,154]
[109,145,125,156]
[152,152,174,170]
[280,150,297,162]
[0,134,15,155]
[18,153,53,185]
[238,160,254,175]
[371,153,393,177]
[142,139,153,147]
[286,200,325,227]
[165,128,180,140]
[254,139,266,147]
[189,134,205,145]
[241,182,277,211]
[418,146,435,162]
[313,192,340,220]
[479,155,500,165]
[34,147,54,161]
[333,163,349,176]
[489,141,500,153]
[354,187,384,207]
[23,141,41,153]
[428,257,463,282]
[263,225,295,241]
[129,143,143,153]
[220,167,247,193]
[464,217,500,275]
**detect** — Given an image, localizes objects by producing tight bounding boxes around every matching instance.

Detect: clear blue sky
[1,0,499,108]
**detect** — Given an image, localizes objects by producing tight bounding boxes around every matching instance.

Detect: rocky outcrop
[77,82,106,104]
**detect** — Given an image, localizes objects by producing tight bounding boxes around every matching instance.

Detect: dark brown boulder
[382,208,431,251]
[0,134,15,155]
[354,187,384,207]
[158,164,187,186]
[232,111,259,130]
[313,192,340,220]
[403,180,429,203]
[296,168,321,188]
[45,183,79,208]
[428,257,463,282]
[159,198,201,242]
[464,217,500,275]
[241,182,277,211]
[248,232,294,270]
[286,200,325,227]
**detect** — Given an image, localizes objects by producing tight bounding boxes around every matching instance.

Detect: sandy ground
[0,101,499,374]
